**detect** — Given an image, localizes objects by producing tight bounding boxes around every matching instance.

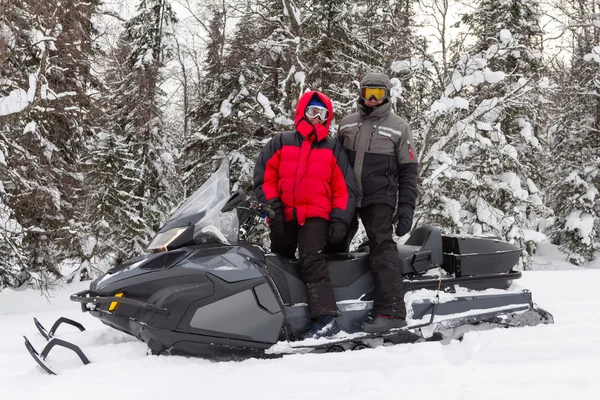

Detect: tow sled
[24,159,554,373]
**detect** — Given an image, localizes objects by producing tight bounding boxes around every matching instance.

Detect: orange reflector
[108,292,124,312]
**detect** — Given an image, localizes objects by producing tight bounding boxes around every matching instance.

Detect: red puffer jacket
[253,91,356,225]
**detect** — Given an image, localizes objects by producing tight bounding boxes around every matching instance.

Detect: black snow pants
[270,218,340,319]
[325,204,407,319]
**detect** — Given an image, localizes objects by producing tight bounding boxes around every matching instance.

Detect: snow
[294,71,306,85]
[23,121,37,133]
[483,69,506,83]
[0,88,29,116]
[522,228,546,245]
[476,198,503,231]
[0,254,599,399]
[27,73,37,102]
[526,178,539,194]
[581,187,598,203]
[430,97,469,114]
[517,118,540,147]
[564,211,595,244]
[256,92,275,119]
[583,46,600,63]
[500,172,528,199]
[499,29,512,43]
[220,99,232,118]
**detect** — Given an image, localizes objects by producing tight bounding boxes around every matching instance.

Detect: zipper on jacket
[352,124,361,150]
[367,131,374,151]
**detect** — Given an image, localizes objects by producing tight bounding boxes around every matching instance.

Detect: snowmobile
[24,159,553,374]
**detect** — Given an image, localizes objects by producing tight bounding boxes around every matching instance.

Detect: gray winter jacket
[337,73,419,210]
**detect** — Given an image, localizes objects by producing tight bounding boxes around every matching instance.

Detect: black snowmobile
[24,159,553,374]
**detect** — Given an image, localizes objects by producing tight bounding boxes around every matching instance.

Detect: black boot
[300,315,341,340]
[362,315,407,334]
[305,282,340,318]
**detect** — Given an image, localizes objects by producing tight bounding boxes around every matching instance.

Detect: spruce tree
[1,0,101,286]
[547,0,600,264]
[183,0,295,194]
[87,0,179,259]
[416,0,551,267]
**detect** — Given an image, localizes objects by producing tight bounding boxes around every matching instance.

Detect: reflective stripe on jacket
[337,74,418,209]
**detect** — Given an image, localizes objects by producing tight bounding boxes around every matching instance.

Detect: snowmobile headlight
[108,292,124,312]
[147,227,187,253]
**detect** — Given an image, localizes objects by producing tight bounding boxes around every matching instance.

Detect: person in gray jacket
[328,72,419,333]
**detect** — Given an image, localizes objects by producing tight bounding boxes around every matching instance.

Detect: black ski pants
[270,218,340,319]
[325,204,407,319]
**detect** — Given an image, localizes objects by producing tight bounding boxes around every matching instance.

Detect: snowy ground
[1,242,599,400]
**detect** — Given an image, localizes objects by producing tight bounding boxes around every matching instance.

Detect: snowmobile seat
[264,253,373,306]
[398,225,444,275]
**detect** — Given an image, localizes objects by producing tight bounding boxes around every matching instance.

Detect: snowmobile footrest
[34,317,86,341]
[23,335,90,375]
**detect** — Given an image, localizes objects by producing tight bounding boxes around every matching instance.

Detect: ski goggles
[305,105,328,121]
[361,86,388,101]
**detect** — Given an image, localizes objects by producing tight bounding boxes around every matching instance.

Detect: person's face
[307,114,325,125]
[364,98,385,107]
[361,86,387,107]
[305,105,328,125]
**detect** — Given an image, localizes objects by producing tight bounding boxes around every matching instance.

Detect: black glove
[393,205,414,237]
[328,218,348,244]
[268,204,285,236]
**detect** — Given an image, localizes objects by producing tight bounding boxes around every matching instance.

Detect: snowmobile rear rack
[34,317,85,340]
[23,335,90,375]
[70,289,170,315]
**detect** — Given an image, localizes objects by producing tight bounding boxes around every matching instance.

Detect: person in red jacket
[253,91,356,339]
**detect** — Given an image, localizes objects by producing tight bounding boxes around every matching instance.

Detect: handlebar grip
[258,204,276,219]
[265,207,276,219]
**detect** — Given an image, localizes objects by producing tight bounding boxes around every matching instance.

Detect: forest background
[0,0,598,289]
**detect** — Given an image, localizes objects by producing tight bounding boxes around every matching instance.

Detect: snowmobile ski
[34,316,86,341]
[23,335,90,375]
[24,317,90,375]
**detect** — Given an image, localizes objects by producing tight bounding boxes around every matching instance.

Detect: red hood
[294,91,333,142]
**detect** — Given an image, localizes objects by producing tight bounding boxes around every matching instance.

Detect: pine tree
[1,0,101,286]
[183,0,295,194]
[416,0,552,267]
[547,0,600,264]
[87,0,179,259]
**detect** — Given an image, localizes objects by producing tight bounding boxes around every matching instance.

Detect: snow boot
[362,315,407,334]
[300,315,341,340]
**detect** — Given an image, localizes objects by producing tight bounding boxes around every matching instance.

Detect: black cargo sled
[24,159,553,373]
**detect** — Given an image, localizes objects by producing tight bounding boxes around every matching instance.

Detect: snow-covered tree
[416,3,553,267]
[87,0,180,258]
[1,0,101,285]
[183,0,296,194]
[547,0,600,264]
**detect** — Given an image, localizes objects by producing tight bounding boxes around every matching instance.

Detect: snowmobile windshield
[149,158,239,248]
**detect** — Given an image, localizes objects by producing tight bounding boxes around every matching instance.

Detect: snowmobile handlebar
[246,199,276,219]
[222,189,275,218]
